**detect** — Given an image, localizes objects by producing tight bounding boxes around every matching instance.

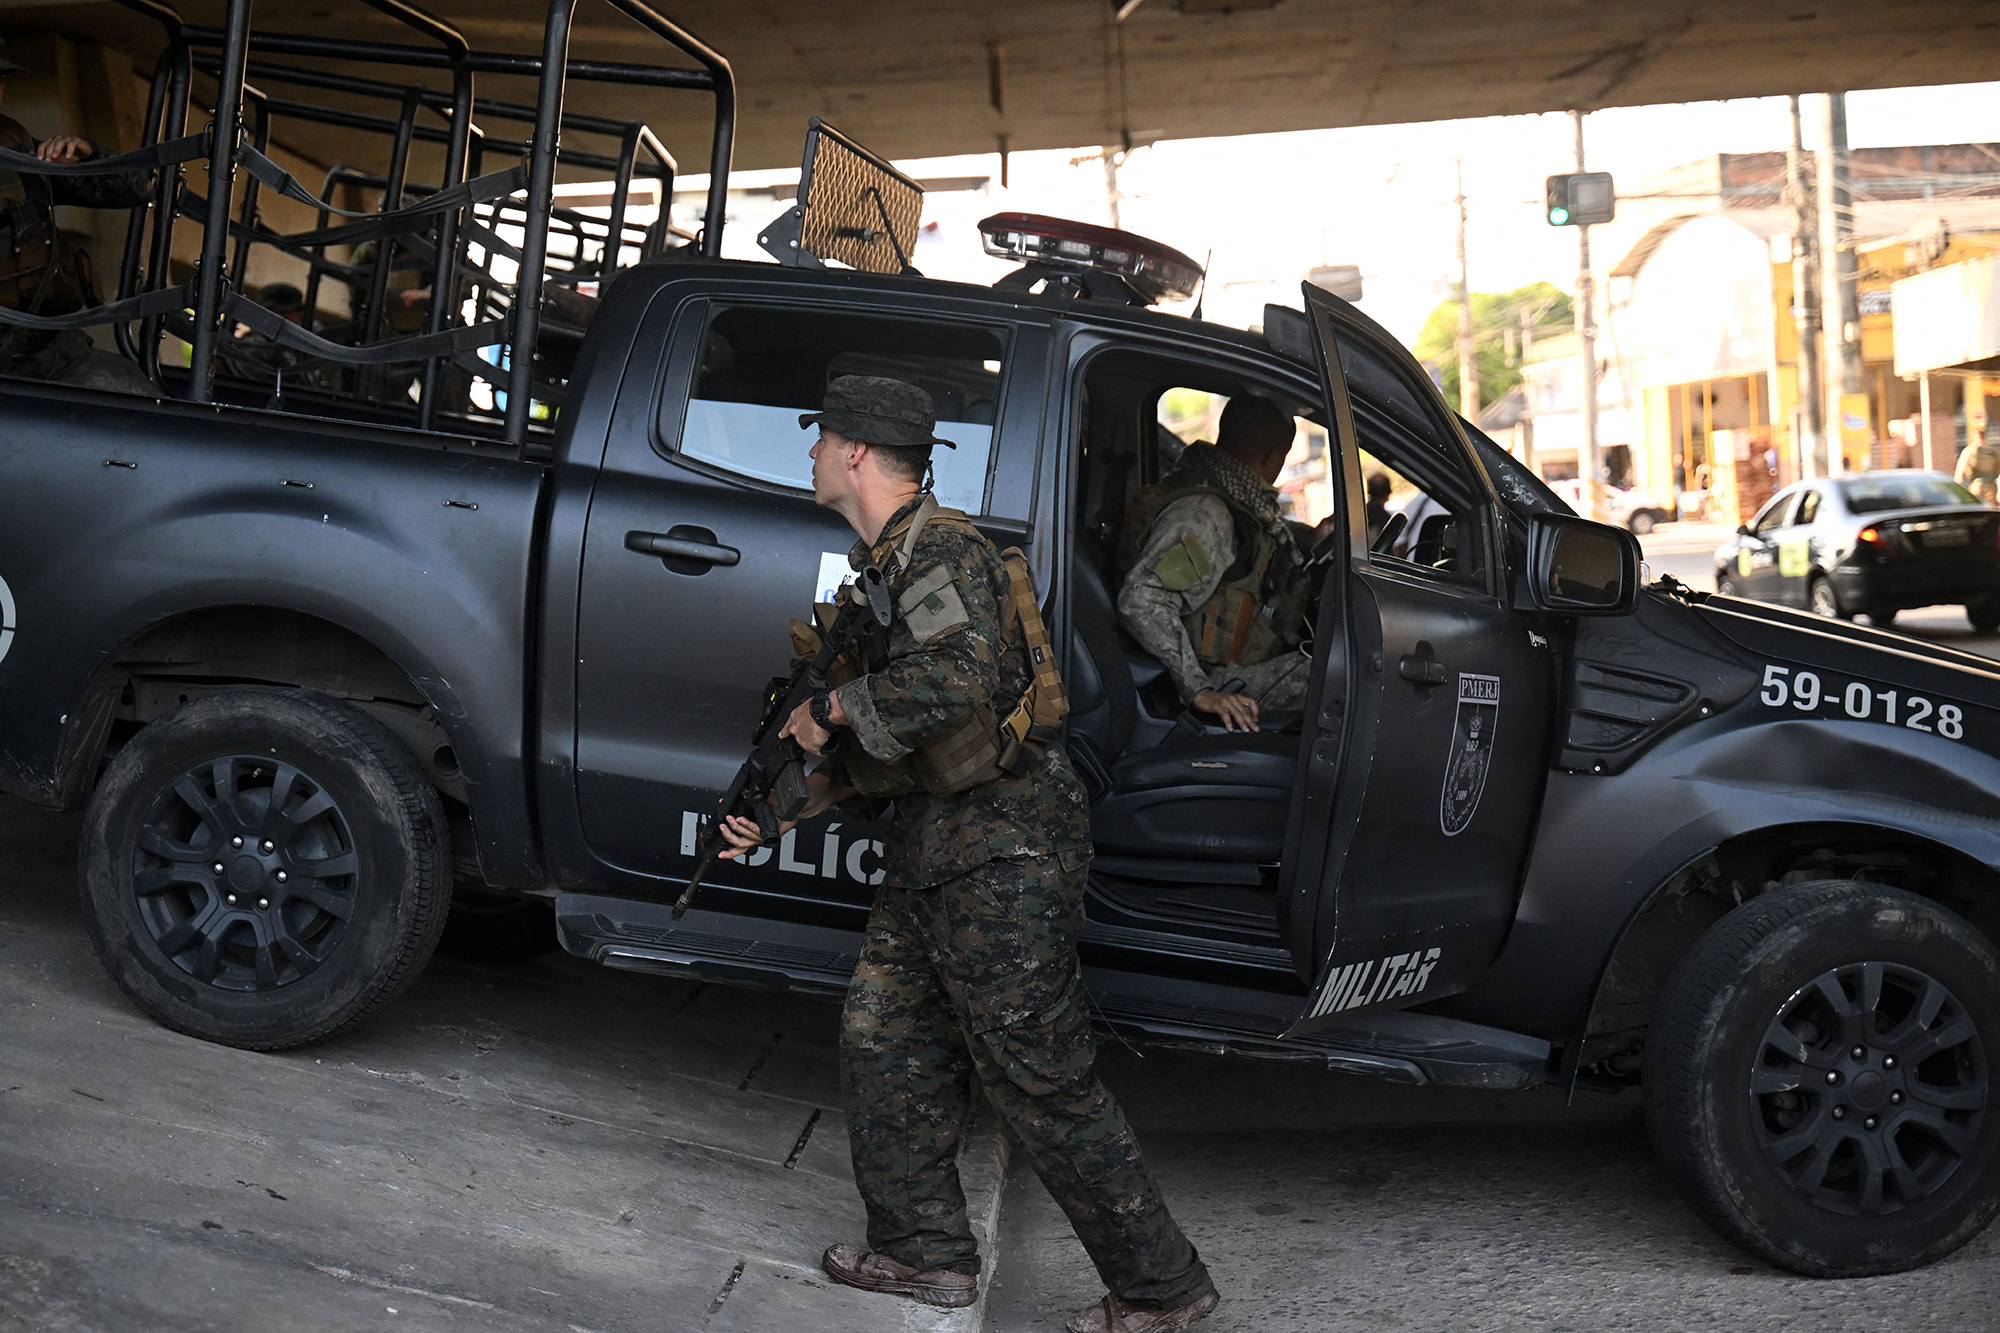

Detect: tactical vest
[1117,468,1306,670]
[793,494,1068,800]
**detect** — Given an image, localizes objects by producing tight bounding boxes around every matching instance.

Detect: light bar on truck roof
[977,212,1204,305]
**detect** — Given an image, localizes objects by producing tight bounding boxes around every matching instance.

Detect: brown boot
[820,1243,978,1309]
[1064,1289,1220,1333]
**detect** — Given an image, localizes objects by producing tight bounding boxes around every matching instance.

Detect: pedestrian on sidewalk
[715,375,1219,1333]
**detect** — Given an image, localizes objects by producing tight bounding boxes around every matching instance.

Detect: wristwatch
[809,689,837,731]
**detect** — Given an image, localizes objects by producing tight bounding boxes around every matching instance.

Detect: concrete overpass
[6,0,1999,180]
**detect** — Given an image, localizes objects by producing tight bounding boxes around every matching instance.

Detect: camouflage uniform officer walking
[718,375,1219,1332]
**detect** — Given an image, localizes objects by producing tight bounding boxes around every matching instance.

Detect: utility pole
[1455,159,1479,424]
[1519,305,1539,474]
[1787,95,1824,480]
[1818,92,1864,474]
[1573,110,1600,501]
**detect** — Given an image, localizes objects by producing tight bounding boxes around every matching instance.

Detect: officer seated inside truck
[1062,344,1476,936]
[1115,394,1318,733]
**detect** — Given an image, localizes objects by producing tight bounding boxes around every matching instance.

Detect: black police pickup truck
[6,6,2000,1284]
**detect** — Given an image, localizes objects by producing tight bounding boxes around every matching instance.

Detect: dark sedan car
[1714,470,2000,628]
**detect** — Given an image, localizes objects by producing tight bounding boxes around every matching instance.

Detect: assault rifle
[672,564,894,918]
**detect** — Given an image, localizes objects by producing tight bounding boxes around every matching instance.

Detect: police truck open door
[1281,283,1558,1037]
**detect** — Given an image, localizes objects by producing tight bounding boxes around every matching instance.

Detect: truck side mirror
[1523,511,1641,615]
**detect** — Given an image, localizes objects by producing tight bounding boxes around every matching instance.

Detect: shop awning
[1892,255,2000,376]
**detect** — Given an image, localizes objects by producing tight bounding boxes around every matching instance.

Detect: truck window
[1156,387,1335,529]
[1330,330,1486,584]
[663,304,1005,514]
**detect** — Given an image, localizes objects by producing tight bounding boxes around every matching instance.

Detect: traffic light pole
[1573,110,1600,510]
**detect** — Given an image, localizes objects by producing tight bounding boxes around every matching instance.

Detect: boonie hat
[799,374,955,450]
[0,39,27,77]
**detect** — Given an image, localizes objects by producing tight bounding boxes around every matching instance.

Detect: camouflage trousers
[1204,650,1310,712]
[840,851,1213,1308]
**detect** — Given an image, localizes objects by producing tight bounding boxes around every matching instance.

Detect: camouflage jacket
[829,494,1091,889]
[0,114,152,316]
[1116,450,1307,704]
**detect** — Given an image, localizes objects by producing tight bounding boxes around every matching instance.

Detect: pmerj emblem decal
[0,573,14,665]
[1440,672,1499,836]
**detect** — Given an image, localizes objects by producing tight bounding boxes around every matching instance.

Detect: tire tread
[1646,879,2000,1276]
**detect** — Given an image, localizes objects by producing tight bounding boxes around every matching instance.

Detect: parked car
[1550,478,1675,534]
[1714,471,2000,629]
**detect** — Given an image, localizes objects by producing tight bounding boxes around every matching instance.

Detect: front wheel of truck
[79,689,451,1050]
[1645,881,2000,1276]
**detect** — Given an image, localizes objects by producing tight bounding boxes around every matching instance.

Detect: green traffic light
[1548,206,1569,225]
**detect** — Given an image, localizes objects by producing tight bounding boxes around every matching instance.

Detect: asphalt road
[8,536,2000,1332]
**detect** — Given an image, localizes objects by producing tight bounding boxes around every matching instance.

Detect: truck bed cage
[0,0,734,454]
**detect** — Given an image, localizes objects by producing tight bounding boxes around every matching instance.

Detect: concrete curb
[701,1105,1014,1333]
[900,1106,1011,1333]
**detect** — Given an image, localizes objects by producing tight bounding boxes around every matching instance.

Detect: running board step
[1089,977,1552,1088]
[559,894,1552,1087]
[555,893,856,1000]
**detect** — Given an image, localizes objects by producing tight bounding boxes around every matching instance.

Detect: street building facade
[1508,145,2000,524]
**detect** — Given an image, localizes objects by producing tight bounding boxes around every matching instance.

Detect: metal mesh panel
[797,124,922,275]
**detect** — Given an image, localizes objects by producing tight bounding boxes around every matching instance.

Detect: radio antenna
[1191,249,1212,321]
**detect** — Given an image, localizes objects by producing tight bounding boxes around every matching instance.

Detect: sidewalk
[0,796,1003,1333]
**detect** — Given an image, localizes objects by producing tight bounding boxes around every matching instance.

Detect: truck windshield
[671,305,1005,513]
[1840,477,1979,514]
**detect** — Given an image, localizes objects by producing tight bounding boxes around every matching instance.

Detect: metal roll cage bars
[7,0,734,452]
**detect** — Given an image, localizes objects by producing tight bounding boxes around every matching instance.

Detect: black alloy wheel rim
[131,756,360,991]
[1751,961,1987,1216]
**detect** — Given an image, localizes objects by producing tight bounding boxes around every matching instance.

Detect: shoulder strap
[995,547,1069,770]
[873,493,941,577]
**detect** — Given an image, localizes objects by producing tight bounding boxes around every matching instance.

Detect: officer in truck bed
[716,375,1219,1333]
[0,38,153,392]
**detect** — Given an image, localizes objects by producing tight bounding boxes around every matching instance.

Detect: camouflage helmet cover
[799,374,955,450]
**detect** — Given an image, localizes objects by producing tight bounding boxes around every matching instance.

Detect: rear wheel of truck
[79,689,450,1050]
[1967,597,2000,634]
[1645,881,2000,1276]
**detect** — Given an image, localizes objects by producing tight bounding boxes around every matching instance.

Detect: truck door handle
[625,527,740,570]
[1398,655,1449,685]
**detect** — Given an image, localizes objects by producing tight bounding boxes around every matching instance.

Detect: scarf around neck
[1177,442,1292,547]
